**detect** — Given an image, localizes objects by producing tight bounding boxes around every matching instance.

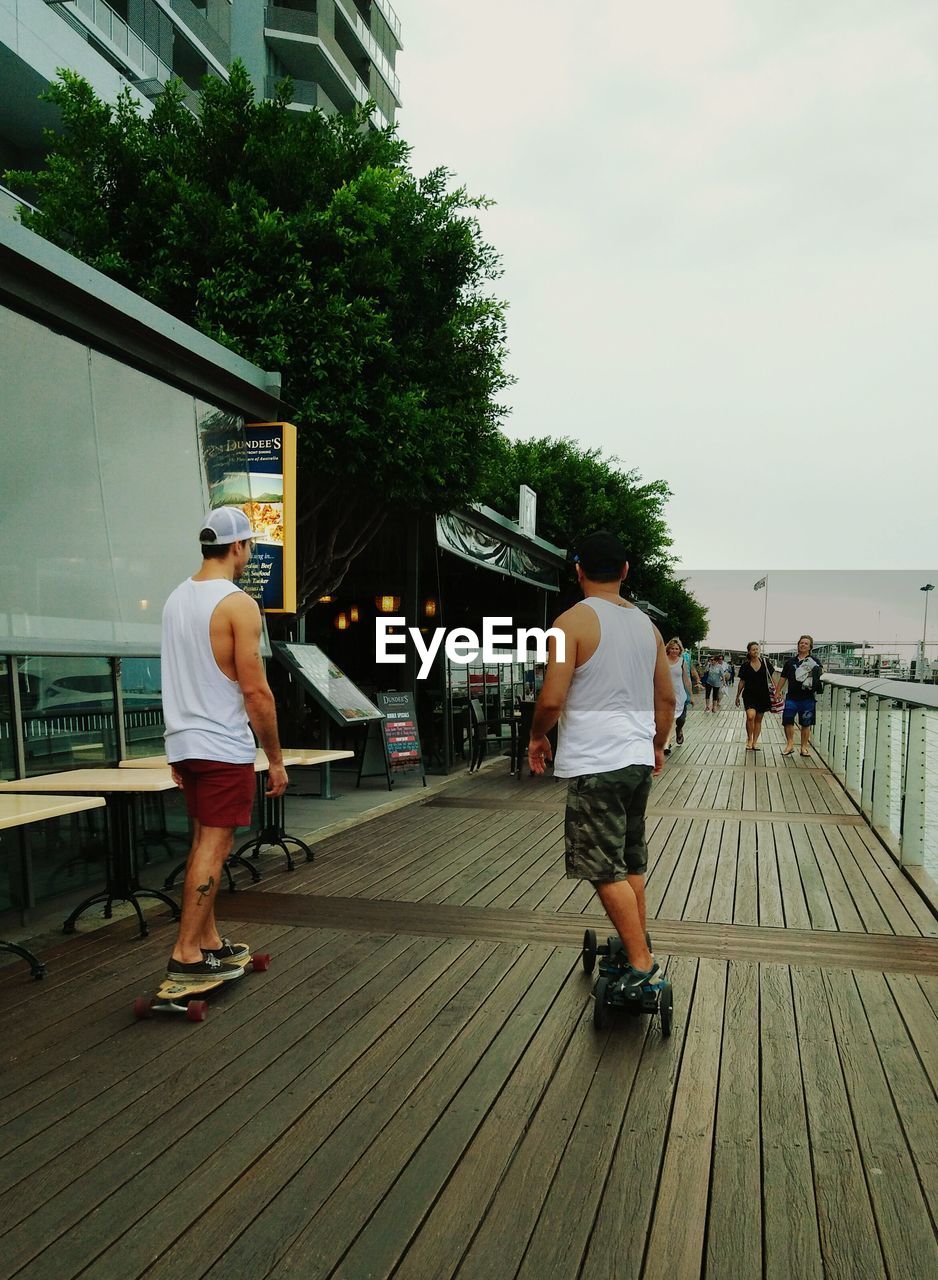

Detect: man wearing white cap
[160,506,288,981]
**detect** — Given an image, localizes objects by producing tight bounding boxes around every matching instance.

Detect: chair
[467,698,503,773]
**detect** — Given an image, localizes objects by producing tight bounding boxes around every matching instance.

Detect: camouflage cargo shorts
[564,763,654,882]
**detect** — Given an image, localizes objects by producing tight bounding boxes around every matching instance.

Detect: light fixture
[334,612,349,630]
[423,598,437,618]
[349,604,360,623]
[375,595,401,614]
[318,594,334,604]
[138,599,149,610]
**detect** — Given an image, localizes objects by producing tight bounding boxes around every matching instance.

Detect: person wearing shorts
[527,531,676,997]
[160,507,288,981]
[775,634,824,757]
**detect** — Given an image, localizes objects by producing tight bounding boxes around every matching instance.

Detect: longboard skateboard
[133,952,270,1022]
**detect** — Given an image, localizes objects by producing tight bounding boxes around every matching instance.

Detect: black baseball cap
[575,531,629,580]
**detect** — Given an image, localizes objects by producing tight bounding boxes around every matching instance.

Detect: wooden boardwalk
[1,701,936,1279]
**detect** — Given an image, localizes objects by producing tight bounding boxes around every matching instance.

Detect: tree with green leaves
[480,435,708,644]
[7,65,511,611]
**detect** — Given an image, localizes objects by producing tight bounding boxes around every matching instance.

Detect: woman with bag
[735,641,775,750]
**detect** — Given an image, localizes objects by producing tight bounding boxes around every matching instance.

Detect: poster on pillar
[237,423,297,614]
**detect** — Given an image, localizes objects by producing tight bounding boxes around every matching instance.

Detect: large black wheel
[582,929,597,975]
[594,976,611,1030]
[659,983,673,1037]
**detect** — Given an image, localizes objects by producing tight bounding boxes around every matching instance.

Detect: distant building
[1,0,402,219]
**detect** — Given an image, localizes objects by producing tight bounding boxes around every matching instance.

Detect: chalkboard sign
[358,691,426,789]
[379,692,425,780]
[273,643,382,725]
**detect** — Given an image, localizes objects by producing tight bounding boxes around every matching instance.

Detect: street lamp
[920,584,934,682]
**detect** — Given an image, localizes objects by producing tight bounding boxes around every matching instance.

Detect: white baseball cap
[199,506,254,545]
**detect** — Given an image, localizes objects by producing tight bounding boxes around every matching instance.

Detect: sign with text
[273,642,382,726]
[238,423,297,614]
[377,691,424,775]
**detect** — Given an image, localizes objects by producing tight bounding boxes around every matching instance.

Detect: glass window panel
[0,828,25,915]
[25,809,110,908]
[19,656,117,775]
[122,656,165,759]
[0,658,14,781]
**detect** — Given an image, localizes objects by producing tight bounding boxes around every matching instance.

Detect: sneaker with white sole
[166,953,243,982]
[201,938,250,964]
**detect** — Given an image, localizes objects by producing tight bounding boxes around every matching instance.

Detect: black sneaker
[166,954,243,982]
[202,938,250,963]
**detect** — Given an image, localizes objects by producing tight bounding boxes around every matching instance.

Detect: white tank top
[669,657,687,704]
[553,598,657,778]
[161,578,256,765]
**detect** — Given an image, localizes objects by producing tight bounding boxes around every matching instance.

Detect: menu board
[377,692,424,774]
[273,642,382,725]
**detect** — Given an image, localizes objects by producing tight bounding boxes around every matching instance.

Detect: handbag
[766,660,784,713]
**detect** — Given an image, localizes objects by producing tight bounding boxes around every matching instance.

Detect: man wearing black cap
[160,506,288,982]
[528,531,676,995]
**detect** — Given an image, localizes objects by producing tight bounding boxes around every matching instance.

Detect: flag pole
[762,574,769,652]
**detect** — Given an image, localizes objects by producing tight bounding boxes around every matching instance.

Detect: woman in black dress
[735,641,775,750]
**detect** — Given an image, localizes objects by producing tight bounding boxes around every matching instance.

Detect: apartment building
[1,0,402,211]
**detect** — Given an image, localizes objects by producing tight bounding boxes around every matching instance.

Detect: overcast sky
[393,0,938,572]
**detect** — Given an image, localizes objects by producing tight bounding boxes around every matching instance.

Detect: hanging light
[334,612,349,630]
[375,595,401,614]
[318,594,334,604]
[349,604,360,623]
[423,598,437,618]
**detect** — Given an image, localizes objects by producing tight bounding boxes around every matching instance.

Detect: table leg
[63,794,180,938]
[0,941,46,979]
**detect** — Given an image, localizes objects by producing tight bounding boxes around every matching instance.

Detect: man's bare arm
[230,595,287,795]
[530,619,577,740]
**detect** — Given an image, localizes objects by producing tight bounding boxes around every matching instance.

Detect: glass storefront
[18,655,118,775]
[122,656,165,759]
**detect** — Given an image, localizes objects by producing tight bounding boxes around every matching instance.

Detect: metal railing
[813,674,938,878]
[335,0,401,100]
[372,0,402,44]
[70,0,174,84]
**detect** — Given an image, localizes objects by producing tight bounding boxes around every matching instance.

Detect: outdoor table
[132,750,320,891]
[230,748,353,872]
[0,793,107,977]
[0,771,180,939]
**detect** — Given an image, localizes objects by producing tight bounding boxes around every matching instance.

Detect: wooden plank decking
[0,702,936,1279]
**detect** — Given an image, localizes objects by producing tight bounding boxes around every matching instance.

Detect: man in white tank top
[528,532,676,995]
[160,506,288,982]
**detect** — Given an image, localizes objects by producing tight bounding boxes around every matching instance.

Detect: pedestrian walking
[665,638,694,752]
[775,634,824,756]
[527,531,675,997]
[161,507,288,980]
[702,653,726,711]
[735,641,775,750]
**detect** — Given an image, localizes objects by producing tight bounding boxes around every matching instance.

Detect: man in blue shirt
[775,634,824,756]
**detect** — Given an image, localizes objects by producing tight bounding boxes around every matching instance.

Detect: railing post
[845,692,863,797]
[861,696,878,818]
[900,706,927,867]
[872,700,893,836]
[832,686,847,780]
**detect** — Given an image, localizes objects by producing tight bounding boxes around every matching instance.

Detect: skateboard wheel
[593,976,611,1031]
[252,953,271,972]
[581,930,597,976]
[133,997,153,1020]
[186,1000,208,1022]
[659,983,673,1038]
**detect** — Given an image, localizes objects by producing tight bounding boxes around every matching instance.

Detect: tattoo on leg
[196,875,215,905]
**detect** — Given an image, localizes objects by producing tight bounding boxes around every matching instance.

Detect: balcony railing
[813,675,938,880]
[70,0,173,84]
[372,0,402,44]
[335,0,400,101]
[265,76,337,114]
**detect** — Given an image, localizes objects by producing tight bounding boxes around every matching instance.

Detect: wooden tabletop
[0,793,107,830]
[120,750,303,772]
[0,769,178,794]
[281,749,355,765]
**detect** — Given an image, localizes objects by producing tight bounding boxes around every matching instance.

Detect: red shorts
[172,759,256,828]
